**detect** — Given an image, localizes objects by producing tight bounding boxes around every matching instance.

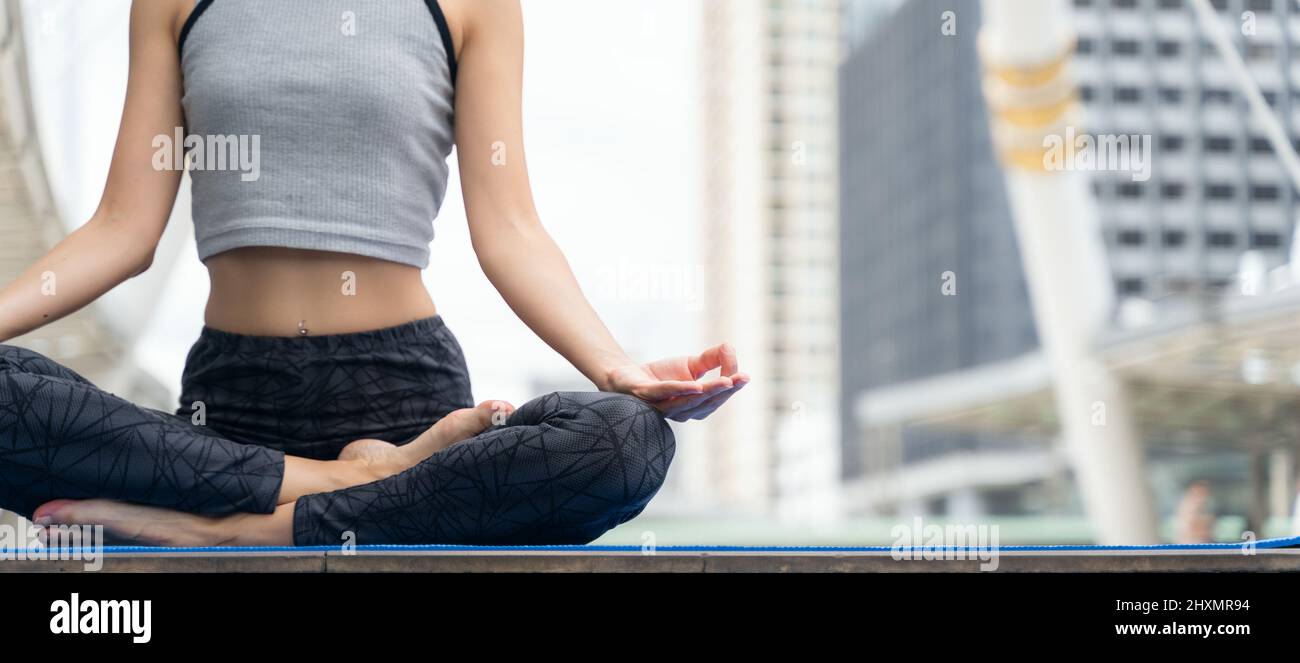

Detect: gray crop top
[179,0,457,269]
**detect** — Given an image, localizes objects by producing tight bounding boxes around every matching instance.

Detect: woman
[0,0,747,546]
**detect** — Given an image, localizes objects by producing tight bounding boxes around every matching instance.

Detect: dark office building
[838,0,1039,477]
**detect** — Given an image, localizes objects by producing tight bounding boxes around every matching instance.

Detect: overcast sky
[26,0,703,406]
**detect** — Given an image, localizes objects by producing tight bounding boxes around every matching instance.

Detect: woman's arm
[0,0,185,342]
[450,0,747,421]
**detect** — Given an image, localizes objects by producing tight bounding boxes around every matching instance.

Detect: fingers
[695,375,733,393]
[653,377,734,418]
[719,345,739,376]
[634,380,707,402]
[675,375,749,421]
[688,344,739,379]
[659,374,750,421]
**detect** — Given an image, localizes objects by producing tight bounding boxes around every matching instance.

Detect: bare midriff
[203,247,438,337]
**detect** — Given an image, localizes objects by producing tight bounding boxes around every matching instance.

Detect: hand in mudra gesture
[605,344,749,422]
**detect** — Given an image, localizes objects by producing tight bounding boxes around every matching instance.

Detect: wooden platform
[3,548,1299,573]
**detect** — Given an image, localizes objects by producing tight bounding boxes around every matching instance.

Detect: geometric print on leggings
[0,344,283,520]
[291,391,677,546]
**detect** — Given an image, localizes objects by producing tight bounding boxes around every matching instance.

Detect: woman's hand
[605,344,750,422]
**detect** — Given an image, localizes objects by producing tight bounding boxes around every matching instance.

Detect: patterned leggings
[0,317,675,545]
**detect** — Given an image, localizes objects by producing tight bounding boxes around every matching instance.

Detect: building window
[1207,231,1237,247]
[1115,86,1142,103]
[1161,182,1186,199]
[1206,183,1236,200]
[1117,229,1145,246]
[1157,40,1182,57]
[1203,135,1234,153]
[1112,39,1141,56]
[1158,87,1184,104]
[1202,88,1233,105]
[1160,135,1186,152]
[1163,230,1187,247]
[1118,182,1144,198]
[1249,45,1278,64]
[1253,232,1283,248]
[1118,278,1145,294]
[1252,184,1281,201]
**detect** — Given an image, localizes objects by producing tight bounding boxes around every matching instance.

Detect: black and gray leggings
[0,317,675,545]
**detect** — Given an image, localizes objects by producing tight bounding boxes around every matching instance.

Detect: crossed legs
[31,400,515,546]
[31,399,516,546]
[0,345,676,546]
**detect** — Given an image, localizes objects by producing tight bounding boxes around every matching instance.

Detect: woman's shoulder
[127,0,195,47]
[146,0,198,49]
[441,0,523,47]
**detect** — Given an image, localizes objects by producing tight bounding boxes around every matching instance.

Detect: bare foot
[32,499,233,547]
[340,400,514,481]
[336,438,399,463]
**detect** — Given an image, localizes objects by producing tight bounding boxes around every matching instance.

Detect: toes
[32,499,80,525]
[480,400,515,427]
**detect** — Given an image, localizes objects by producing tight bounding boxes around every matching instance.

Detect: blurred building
[838,0,1048,518]
[837,0,1300,537]
[1072,0,1300,299]
[843,0,910,49]
[699,0,843,518]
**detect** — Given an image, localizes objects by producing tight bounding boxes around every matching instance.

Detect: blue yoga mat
[11,535,1299,555]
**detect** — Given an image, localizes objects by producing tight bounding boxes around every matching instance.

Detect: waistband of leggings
[195,315,449,354]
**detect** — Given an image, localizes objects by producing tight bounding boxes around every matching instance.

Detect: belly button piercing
[298,320,309,337]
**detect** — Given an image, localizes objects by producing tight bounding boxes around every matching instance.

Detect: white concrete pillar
[978,0,1158,544]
